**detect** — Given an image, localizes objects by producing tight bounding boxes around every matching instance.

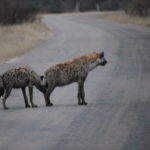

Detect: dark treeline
[27,0,149,14]
[0,0,149,25]
[0,0,38,24]
[25,0,125,12]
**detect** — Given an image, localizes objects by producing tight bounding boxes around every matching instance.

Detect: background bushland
[0,0,149,25]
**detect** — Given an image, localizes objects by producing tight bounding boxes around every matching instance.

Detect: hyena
[44,52,107,106]
[0,66,45,109]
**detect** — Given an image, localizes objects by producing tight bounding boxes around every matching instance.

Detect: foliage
[0,0,38,25]
[126,0,150,16]
[101,0,120,11]
[0,0,149,25]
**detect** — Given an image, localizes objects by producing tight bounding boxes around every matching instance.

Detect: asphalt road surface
[0,12,150,150]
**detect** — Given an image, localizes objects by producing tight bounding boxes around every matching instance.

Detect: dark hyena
[0,66,45,109]
[44,52,107,106]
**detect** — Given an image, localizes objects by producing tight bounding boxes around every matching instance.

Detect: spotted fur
[44,52,107,106]
[0,66,45,109]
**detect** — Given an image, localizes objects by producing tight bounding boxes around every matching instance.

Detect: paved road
[0,12,150,150]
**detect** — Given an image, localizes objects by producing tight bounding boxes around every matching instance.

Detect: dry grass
[0,18,49,65]
[99,11,150,27]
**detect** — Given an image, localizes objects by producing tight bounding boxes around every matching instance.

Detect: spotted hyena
[0,66,45,109]
[43,52,107,106]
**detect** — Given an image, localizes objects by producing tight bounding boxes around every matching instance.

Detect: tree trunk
[75,0,80,12]
[96,2,100,11]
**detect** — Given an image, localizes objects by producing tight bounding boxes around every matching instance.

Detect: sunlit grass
[99,11,150,27]
[0,18,49,65]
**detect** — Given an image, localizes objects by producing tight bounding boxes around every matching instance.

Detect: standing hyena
[0,66,45,109]
[44,52,107,106]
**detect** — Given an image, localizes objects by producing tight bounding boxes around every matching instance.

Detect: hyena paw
[78,102,83,105]
[83,101,88,105]
[4,107,8,110]
[26,105,30,108]
[78,102,88,105]
[32,104,38,108]
[46,103,53,107]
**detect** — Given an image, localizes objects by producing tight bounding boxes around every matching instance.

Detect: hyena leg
[2,88,12,109]
[77,84,82,105]
[44,87,54,106]
[28,86,38,108]
[21,87,30,108]
[78,82,87,105]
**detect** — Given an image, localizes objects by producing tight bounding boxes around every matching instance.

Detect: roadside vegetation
[0,19,49,65]
[0,0,49,65]
[99,0,150,27]
[99,11,150,27]
[0,0,149,64]
[124,0,149,17]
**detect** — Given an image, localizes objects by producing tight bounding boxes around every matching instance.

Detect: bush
[126,0,150,16]
[0,0,38,25]
[101,0,120,11]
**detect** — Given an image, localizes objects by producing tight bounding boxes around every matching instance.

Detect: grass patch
[99,11,150,27]
[0,17,49,65]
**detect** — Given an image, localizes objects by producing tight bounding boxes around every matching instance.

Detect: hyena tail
[0,76,4,98]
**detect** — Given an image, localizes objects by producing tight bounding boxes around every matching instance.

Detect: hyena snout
[101,59,107,66]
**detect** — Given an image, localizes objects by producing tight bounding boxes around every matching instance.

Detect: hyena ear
[99,52,104,58]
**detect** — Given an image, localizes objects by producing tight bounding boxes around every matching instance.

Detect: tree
[127,0,150,16]
[95,0,104,11]
[0,0,38,25]
[75,0,80,12]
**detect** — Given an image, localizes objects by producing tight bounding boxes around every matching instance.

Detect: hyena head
[88,52,107,71]
[97,52,107,66]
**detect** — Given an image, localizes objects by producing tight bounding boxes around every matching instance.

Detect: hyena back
[0,66,45,109]
[44,52,107,106]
